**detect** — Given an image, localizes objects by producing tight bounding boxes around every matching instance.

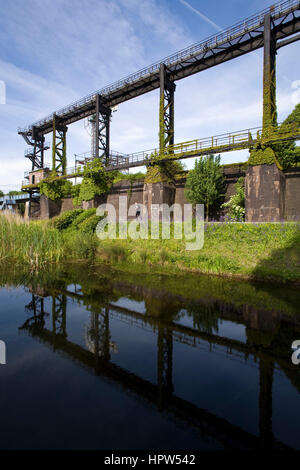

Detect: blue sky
[0,0,299,191]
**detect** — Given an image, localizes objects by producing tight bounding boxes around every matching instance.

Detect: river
[0,264,299,450]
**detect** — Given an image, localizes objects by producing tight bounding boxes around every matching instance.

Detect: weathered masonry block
[245,164,285,222]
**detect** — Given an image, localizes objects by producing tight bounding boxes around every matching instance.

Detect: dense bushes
[51,208,103,234]
[78,214,103,233]
[52,209,84,230]
[71,208,97,229]
[39,179,73,200]
[72,159,114,205]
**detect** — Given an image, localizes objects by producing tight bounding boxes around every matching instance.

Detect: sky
[0,0,299,191]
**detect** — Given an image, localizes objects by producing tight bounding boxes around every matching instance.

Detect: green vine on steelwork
[144,150,184,184]
[72,159,114,205]
[249,57,280,167]
[39,177,73,200]
[159,93,165,151]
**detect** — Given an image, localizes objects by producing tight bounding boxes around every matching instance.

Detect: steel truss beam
[159,64,176,153]
[18,2,300,138]
[95,94,111,166]
[52,113,67,174]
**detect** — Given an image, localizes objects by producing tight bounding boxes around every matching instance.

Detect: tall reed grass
[0,211,97,269]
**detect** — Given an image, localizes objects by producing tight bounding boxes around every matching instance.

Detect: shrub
[53,209,84,230]
[71,208,97,229]
[40,179,73,200]
[221,177,245,221]
[78,214,103,233]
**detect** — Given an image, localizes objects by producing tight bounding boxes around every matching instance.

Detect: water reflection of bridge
[20,287,299,450]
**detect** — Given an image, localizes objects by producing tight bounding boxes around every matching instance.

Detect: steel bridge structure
[19,1,300,183]
[19,283,300,449]
[21,122,300,188]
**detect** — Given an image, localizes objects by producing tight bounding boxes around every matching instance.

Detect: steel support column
[159,63,176,154]
[52,113,67,174]
[259,359,274,449]
[157,325,173,408]
[95,94,111,166]
[25,126,48,171]
[263,13,277,135]
[52,294,67,350]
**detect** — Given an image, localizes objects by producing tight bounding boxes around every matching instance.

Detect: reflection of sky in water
[0,276,299,450]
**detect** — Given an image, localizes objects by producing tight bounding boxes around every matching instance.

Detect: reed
[0,211,97,269]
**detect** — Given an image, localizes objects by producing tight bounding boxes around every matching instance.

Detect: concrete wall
[283,167,300,221]
[29,164,300,222]
[39,195,61,220]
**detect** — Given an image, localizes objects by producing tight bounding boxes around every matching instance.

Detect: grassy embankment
[1,209,300,282]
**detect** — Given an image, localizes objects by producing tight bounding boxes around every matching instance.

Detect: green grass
[0,211,97,269]
[97,221,300,282]
[1,209,300,283]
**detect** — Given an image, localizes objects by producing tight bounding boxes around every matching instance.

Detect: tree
[8,190,23,196]
[184,154,225,221]
[221,177,245,221]
[274,102,300,168]
[0,190,4,198]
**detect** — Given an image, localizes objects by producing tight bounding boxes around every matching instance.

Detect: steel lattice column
[157,325,174,408]
[52,295,67,350]
[24,295,46,328]
[92,307,111,374]
[159,63,176,154]
[263,13,277,135]
[26,126,47,170]
[95,94,111,166]
[52,113,67,174]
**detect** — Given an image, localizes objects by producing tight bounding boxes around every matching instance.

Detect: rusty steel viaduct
[19,0,300,187]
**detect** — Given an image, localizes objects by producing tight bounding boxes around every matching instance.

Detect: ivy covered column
[245,12,285,222]
[52,113,67,175]
[159,63,176,154]
[262,13,277,135]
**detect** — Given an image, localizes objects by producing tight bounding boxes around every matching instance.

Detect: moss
[248,147,276,166]
[144,150,184,184]
[159,92,165,151]
[262,55,277,134]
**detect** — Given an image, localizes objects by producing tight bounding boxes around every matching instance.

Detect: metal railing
[21,122,300,187]
[106,122,300,169]
[18,0,300,134]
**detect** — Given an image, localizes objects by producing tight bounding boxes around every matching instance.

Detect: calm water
[0,265,299,450]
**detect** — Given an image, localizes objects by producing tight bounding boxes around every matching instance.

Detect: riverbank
[1,210,300,283]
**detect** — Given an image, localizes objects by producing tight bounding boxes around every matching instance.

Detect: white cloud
[0,0,299,189]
